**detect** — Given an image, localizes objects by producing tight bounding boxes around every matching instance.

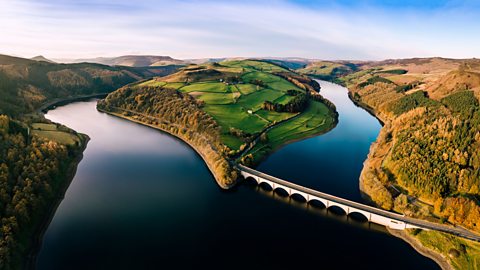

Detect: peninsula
[97,59,338,187]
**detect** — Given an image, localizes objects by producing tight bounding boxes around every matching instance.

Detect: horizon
[1,0,480,60]
[5,53,480,64]
[9,53,477,64]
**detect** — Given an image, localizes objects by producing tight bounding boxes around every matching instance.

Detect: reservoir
[36,81,439,269]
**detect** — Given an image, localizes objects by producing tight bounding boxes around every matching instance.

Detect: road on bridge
[238,164,480,242]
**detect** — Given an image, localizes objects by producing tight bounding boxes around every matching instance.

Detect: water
[36,81,439,269]
[258,80,381,202]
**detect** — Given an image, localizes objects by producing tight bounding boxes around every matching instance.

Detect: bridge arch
[290,192,307,202]
[243,176,258,185]
[347,211,370,222]
[308,199,327,208]
[327,204,348,215]
[259,181,273,191]
[273,186,290,196]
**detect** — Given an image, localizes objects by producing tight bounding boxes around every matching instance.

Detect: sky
[0,0,479,60]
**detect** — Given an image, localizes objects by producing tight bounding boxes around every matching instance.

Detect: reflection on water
[36,83,439,269]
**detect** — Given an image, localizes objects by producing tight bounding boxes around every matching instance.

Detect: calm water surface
[37,81,439,269]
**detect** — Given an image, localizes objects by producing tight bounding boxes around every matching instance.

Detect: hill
[336,57,480,270]
[30,55,56,63]
[0,54,179,116]
[98,59,338,187]
[0,53,181,270]
[68,55,184,67]
[297,60,359,82]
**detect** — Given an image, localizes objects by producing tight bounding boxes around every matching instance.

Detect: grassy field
[135,59,336,153]
[137,80,167,87]
[203,104,268,134]
[273,94,295,105]
[412,230,480,270]
[243,100,336,163]
[181,82,227,93]
[31,123,81,145]
[236,84,260,95]
[237,88,285,111]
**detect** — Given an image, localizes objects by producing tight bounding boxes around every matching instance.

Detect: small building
[247,110,253,114]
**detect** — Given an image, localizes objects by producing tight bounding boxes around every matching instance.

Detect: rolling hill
[98,59,337,187]
[30,55,56,63]
[0,54,180,116]
[66,55,185,67]
[0,53,182,270]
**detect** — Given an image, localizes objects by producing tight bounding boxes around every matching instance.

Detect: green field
[236,84,260,95]
[203,104,268,134]
[241,71,280,84]
[273,94,296,105]
[164,82,185,89]
[237,88,285,111]
[137,80,167,87]
[413,230,480,270]
[243,100,336,163]
[222,60,289,73]
[31,123,81,145]
[181,82,227,93]
[197,92,236,104]
[31,123,57,131]
[137,60,336,153]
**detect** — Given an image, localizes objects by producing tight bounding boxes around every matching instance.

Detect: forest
[262,92,308,113]
[341,59,480,233]
[0,116,87,270]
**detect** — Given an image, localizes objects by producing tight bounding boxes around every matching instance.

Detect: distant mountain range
[30,55,56,63]
[58,55,185,67]
[53,55,329,68]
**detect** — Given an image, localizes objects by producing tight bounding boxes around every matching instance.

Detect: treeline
[358,76,394,88]
[441,90,479,114]
[97,86,237,188]
[387,91,438,116]
[274,72,320,92]
[309,92,337,113]
[0,116,86,269]
[262,92,308,113]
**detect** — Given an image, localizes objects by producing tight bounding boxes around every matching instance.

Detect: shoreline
[37,93,110,114]
[345,86,455,270]
[248,111,338,167]
[97,107,235,190]
[388,228,452,270]
[236,100,339,164]
[24,135,90,270]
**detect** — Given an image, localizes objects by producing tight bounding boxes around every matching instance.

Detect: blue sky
[0,0,479,60]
